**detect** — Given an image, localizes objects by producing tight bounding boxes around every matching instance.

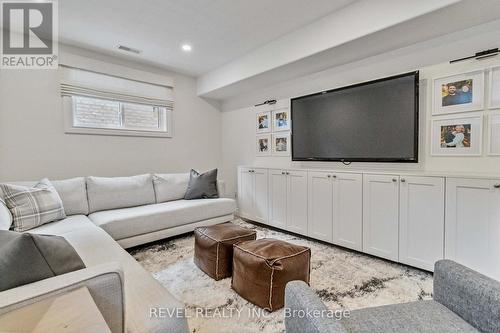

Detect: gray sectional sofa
[285,260,500,333]
[0,173,236,333]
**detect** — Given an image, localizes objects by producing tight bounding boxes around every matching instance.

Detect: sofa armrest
[433,259,500,333]
[0,263,125,333]
[217,179,226,198]
[285,281,347,333]
[0,199,12,230]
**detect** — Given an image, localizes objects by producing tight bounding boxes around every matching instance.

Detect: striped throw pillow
[0,179,66,232]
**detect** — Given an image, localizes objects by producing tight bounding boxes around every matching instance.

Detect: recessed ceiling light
[181,44,192,52]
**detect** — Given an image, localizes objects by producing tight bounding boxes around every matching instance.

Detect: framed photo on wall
[272,108,290,132]
[256,134,271,156]
[489,66,500,109]
[433,70,484,115]
[256,111,271,133]
[488,113,500,155]
[431,114,483,156]
[272,132,290,156]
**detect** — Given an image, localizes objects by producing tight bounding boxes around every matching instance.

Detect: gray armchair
[285,260,500,333]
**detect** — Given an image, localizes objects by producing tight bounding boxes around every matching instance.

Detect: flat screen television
[291,71,419,163]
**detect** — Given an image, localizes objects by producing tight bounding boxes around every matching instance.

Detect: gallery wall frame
[256,133,271,156]
[488,66,500,110]
[488,112,500,156]
[272,108,291,132]
[272,132,291,156]
[256,111,271,133]
[432,70,484,115]
[431,113,483,156]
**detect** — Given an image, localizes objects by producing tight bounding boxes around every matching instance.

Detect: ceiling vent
[117,45,141,54]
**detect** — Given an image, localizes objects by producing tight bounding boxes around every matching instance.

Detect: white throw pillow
[153,173,190,203]
[0,179,66,232]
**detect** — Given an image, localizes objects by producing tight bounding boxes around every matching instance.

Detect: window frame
[63,95,173,138]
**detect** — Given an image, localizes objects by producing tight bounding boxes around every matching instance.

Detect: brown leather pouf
[194,222,256,280]
[231,238,311,311]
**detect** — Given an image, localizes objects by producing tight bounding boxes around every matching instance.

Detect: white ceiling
[199,0,500,100]
[59,0,356,76]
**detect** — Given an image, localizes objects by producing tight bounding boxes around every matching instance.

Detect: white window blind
[122,102,161,130]
[60,65,173,137]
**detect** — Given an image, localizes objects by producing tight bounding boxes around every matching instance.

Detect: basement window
[61,66,173,138]
[72,96,167,132]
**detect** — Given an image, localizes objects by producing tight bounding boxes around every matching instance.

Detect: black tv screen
[291,71,419,163]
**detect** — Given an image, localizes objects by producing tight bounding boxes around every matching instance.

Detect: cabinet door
[269,170,287,229]
[332,173,362,251]
[238,168,254,219]
[287,170,308,235]
[363,174,400,261]
[490,180,500,280]
[308,172,333,242]
[253,168,269,223]
[445,178,500,280]
[399,176,444,271]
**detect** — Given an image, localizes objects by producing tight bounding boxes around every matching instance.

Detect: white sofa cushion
[29,215,189,333]
[0,199,12,230]
[52,177,89,216]
[87,174,156,213]
[88,198,236,240]
[153,173,189,203]
[31,215,96,235]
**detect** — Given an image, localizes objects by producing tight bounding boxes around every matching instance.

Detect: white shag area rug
[130,219,432,333]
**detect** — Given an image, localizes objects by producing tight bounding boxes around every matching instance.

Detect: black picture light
[254,99,277,107]
[450,48,499,64]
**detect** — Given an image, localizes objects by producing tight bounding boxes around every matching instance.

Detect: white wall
[2,36,500,197]
[0,45,222,181]
[221,57,500,197]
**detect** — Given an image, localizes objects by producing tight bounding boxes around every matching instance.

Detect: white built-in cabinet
[308,171,363,250]
[286,171,309,234]
[399,176,445,271]
[308,172,333,242]
[445,178,500,281]
[269,170,287,229]
[363,174,400,261]
[332,173,363,251]
[363,174,445,265]
[269,169,308,234]
[237,166,499,277]
[238,167,268,223]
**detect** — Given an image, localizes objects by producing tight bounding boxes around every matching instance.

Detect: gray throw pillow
[0,230,85,291]
[184,169,219,200]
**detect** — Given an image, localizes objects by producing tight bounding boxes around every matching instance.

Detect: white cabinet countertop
[239,166,500,180]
